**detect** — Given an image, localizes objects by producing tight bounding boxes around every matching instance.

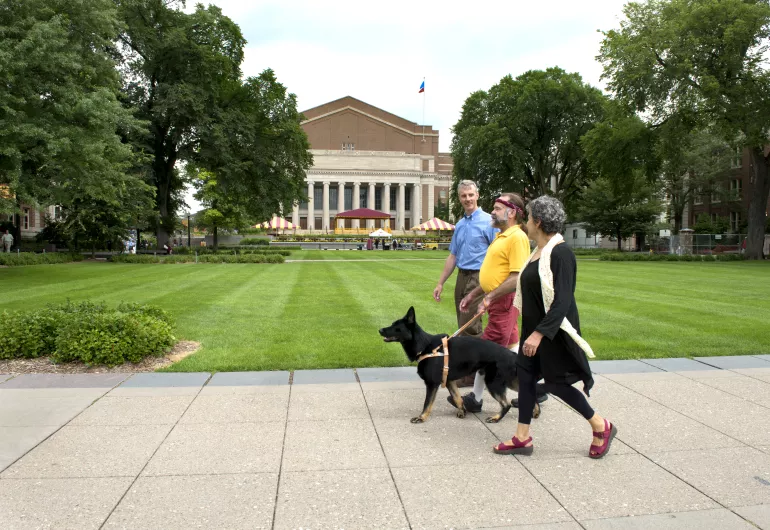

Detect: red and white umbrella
[259,217,296,229]
[413,218,455,231]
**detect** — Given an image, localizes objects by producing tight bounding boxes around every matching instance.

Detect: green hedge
[0,252,84,267]
[171,246,294,255]
[111,253,284,264]
[238,238,270,245]
[0,301,175,366]
[599,253,745,262]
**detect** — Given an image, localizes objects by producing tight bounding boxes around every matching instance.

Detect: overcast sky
[184,0,630,211]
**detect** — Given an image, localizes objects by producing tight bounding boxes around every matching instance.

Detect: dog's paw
[456,410,466,419]
[410,417,424,424]
[485,416,500,423]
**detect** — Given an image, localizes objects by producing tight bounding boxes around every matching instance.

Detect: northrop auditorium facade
[292,96,453,233]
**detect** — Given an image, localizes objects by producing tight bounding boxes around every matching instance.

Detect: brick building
[296,96,452,232]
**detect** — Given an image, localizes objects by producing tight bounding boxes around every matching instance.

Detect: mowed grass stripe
[168,264,300,372]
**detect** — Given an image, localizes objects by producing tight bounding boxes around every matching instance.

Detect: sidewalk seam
[96,373,213,529]
[270,379,292,530]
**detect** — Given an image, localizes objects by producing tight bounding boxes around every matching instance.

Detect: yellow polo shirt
[479,225,530,293]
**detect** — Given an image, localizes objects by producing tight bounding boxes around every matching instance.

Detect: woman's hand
[523,331,543,357]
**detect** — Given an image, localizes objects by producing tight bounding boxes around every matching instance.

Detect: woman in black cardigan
[493,196,617,458]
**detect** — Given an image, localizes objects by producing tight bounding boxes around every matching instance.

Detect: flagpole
[422,77,426,143]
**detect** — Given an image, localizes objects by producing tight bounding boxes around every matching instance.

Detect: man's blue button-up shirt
[448,208,498,270]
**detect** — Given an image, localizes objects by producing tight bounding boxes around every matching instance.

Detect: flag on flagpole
[419,80,425,93]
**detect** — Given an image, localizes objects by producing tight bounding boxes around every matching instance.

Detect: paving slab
[641,358,720,372]
[581,508,756,529]
[356,366,419,382]
[522,454,717,520]
[732,367,770,377]
[603,404,739,453]
[392,461,573,528]
[0,395,98,427]
[292,368,356,384]
[0,373,13,384]
[0,425,59,472]
[735,504,770,530]
[479,524,581,530]
[0,477,133,530]
[674,368,745,380]
[143,422,284,476]
[363,387,432,419]
[108,373,210,396]
[649,447,770,508]
[104,474,278,530]
[207,370,289,386]
[694,356,770,369]
[288,389,369,421]
[283,419,387,472]
[485,400,636,460]
[578,378,658,411]
[0,373,129,389]
[273,468,408,530]
[590,360,664,374]
[615,377,741,408]
[180,393,288,424]
[678,400,770,446]
[696,375,770,408]
[288,382,362,393]
[1,424,171,479]
[755,354,770,362]
[70,396,194,426]
[373,414,503,468]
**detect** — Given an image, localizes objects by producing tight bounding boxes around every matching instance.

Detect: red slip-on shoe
[589,419,617,459]
[493,436,533,456]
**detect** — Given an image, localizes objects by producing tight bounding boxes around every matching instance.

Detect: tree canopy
[599,0,770,258]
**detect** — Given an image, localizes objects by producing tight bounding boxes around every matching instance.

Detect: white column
[413,182,422,228]
[322,181,330,232]
[337,181,345,230]
[383,183,391,229]
[368,182,376,229]
[353,181,360,229]
[398,183,406,231]
[292,202,299,226]
[307,181,314,232]
[428,181,435,219]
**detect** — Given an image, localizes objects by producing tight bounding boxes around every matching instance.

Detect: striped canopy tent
[258,216,296,230]
[412,218,455,231]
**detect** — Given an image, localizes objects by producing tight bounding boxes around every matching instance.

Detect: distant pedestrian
[2,230,13,252]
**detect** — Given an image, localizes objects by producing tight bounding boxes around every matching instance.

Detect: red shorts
[480,292,519,348]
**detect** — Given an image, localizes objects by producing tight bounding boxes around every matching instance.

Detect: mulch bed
[0,341,200,374]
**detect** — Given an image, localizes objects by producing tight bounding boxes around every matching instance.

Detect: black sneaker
[511,394,549,408]
[447,392,483,412]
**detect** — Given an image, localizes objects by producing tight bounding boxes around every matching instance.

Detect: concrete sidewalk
[1,356,770,529]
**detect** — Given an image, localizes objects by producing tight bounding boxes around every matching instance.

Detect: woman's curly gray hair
[527,195,566,234]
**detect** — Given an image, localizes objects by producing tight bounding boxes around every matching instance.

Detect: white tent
[369,228,392,238]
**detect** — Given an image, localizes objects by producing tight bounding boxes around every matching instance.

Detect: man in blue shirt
[433,180,498,385]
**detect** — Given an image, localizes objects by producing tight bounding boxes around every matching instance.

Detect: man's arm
[485,272,519,303]
[433,253,457,302]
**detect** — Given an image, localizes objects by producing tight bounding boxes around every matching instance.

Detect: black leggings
[518,367,594,425]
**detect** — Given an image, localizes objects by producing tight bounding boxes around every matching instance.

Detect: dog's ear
[406,306,415,326]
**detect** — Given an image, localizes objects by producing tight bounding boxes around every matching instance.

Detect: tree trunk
[616,229,622,251]
[746,148,770,260]
[213,225,218,250]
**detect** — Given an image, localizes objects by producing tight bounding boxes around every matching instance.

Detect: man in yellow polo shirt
[452,192,531,411]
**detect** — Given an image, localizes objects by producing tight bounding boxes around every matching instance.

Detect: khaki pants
[3,242,11,253]
[454,269,484,337]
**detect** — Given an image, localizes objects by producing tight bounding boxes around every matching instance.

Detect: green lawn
[1,254,769,371]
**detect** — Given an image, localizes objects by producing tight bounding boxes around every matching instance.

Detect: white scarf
[513,233,595,358]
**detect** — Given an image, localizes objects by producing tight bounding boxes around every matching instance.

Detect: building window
[390,188,397,210]
[439,189,447,200]
[731,147,742,169]
[314,186,322,205]
[694,187,703,205]
[730,211,741,233]
[359,187,368,209]
[729,179,742,200]
[315,217,322,230]
[374,188,382,210]
[341,143,355,151]
[330,188,338,210]
[54,205,63,220]
[711,213,719,224]
[23,208,29,229]
[710,184,721,204]
[572,229,578,239]
[344,188,352,210]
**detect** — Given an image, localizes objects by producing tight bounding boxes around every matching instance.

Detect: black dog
[379,307,540,424]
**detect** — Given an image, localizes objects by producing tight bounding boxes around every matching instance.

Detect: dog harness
[416,336,450,388]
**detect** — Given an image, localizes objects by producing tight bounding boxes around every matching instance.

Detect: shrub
[239,238,270,245]
[0,253,84,267]
[111,253,284,264]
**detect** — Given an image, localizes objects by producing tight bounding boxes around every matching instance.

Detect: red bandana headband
[495,198,523,216]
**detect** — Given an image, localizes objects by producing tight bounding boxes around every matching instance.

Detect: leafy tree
[0,0,149,244]
[577,174,663,250]
[599,0,770,259]
[189,168,252,250]
[693,213,730,234]
[451,67,607,212]
[433,200,450,222]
